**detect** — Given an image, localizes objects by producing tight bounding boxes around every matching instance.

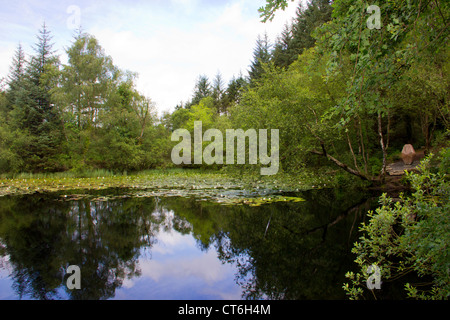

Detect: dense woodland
[0,0,448,182]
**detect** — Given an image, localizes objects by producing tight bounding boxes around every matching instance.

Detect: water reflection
[0,189,377,300]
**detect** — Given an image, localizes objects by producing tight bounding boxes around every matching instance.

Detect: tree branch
[310,149,370,181]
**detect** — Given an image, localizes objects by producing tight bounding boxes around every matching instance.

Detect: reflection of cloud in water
[0,254,12,273]
[151,230,194,255]
[140,250,226,284]
[120,226,242,300]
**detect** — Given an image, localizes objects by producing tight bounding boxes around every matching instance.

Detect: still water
[0,188,378,300]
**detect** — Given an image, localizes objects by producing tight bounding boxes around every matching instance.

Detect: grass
[0,168,117,179]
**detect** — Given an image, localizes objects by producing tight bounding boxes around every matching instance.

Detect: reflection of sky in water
[113,228,242,300]
[0,226,242,300]
[0,254,70,300]
[0,255,16,300]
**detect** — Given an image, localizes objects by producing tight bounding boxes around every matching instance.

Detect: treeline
[0,27,170,173]
[1,0,448,179]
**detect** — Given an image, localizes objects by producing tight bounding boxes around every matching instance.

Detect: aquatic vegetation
[0,169,332,204]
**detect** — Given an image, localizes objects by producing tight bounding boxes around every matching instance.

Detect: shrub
[343,150,450,300]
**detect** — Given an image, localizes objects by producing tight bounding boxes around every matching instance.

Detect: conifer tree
[273,0,333,69]
[190,75,212,107]
[7,24,64,172]
[248,33,272,84]
[6,43,27,109]
[212,72,226,114]
[272,24,293,69]
[289,0,332,58]
[223,73,247,112]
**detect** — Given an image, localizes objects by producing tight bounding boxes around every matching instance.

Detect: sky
[0,0,302,115]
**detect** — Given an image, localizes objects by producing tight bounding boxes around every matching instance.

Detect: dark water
[0,188,379,300]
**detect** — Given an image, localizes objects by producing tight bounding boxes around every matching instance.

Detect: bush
[343,150,450,300]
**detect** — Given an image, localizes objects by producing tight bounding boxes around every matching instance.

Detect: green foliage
[344,151,450,300]
[4,24,64,173]
[189,75,212,107]
[248,33,272,84]
[231,48,356,174]
[259,0,296,22]
[273,0,333,69]
[1,1,448,184]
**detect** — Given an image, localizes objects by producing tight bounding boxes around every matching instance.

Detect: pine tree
[212,72,226,114]
[15,23,64,172]
[190,75,212,107]
[271,0,333,69]
[8,43,27,100]
[25,23,60,130]
[289,0,333,60]
[272,24,293,69]
[248,33,272,84]
[223,73,247,112]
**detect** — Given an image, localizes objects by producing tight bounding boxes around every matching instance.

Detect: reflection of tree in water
[154,190,378,300]
[213,190,377,300]
[0,194,181,300]
[62,199,156,300]
[0,196,70,299]
[0,189,378,300]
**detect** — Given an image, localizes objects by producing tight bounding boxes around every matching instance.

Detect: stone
[401,144,416,165]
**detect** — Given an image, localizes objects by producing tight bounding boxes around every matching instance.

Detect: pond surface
[0,188,379,300]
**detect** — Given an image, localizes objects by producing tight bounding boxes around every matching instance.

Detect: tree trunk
[310,149,371,181]
[378,112,388,181]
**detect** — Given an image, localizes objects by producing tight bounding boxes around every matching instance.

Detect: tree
[0,80,23,173]
[57,32,120,130]
[212,72,226,114]
[262,0,449,181]
[317,0,449,178]
[190,75,212,107]
[6,44,27,110]
[51,32,163,172]
[390,44,449,152]
[248,33,272,84]
[272,24,293,69]
[259,0,296,22]
[222,73,247,114]
[6,23,64,172]
[289,0,332,57]
[272,1,333,69]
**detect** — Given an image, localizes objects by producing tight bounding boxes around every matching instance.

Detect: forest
[0,0,448,183]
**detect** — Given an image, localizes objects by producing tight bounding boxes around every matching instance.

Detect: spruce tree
[223,73,247,112]
[272,24,293,69]
[248,33,272,84]
[190,75,212,106]
[212,72,226,114]
[289,0,333,60]
[6,44,27,109]
[18,23,63,172]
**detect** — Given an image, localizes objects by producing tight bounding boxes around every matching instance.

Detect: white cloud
[88,1,300,114]
[0,45,16,81]
[0,0,301,115]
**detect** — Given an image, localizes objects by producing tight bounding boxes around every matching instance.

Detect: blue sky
[0,0,301,114]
